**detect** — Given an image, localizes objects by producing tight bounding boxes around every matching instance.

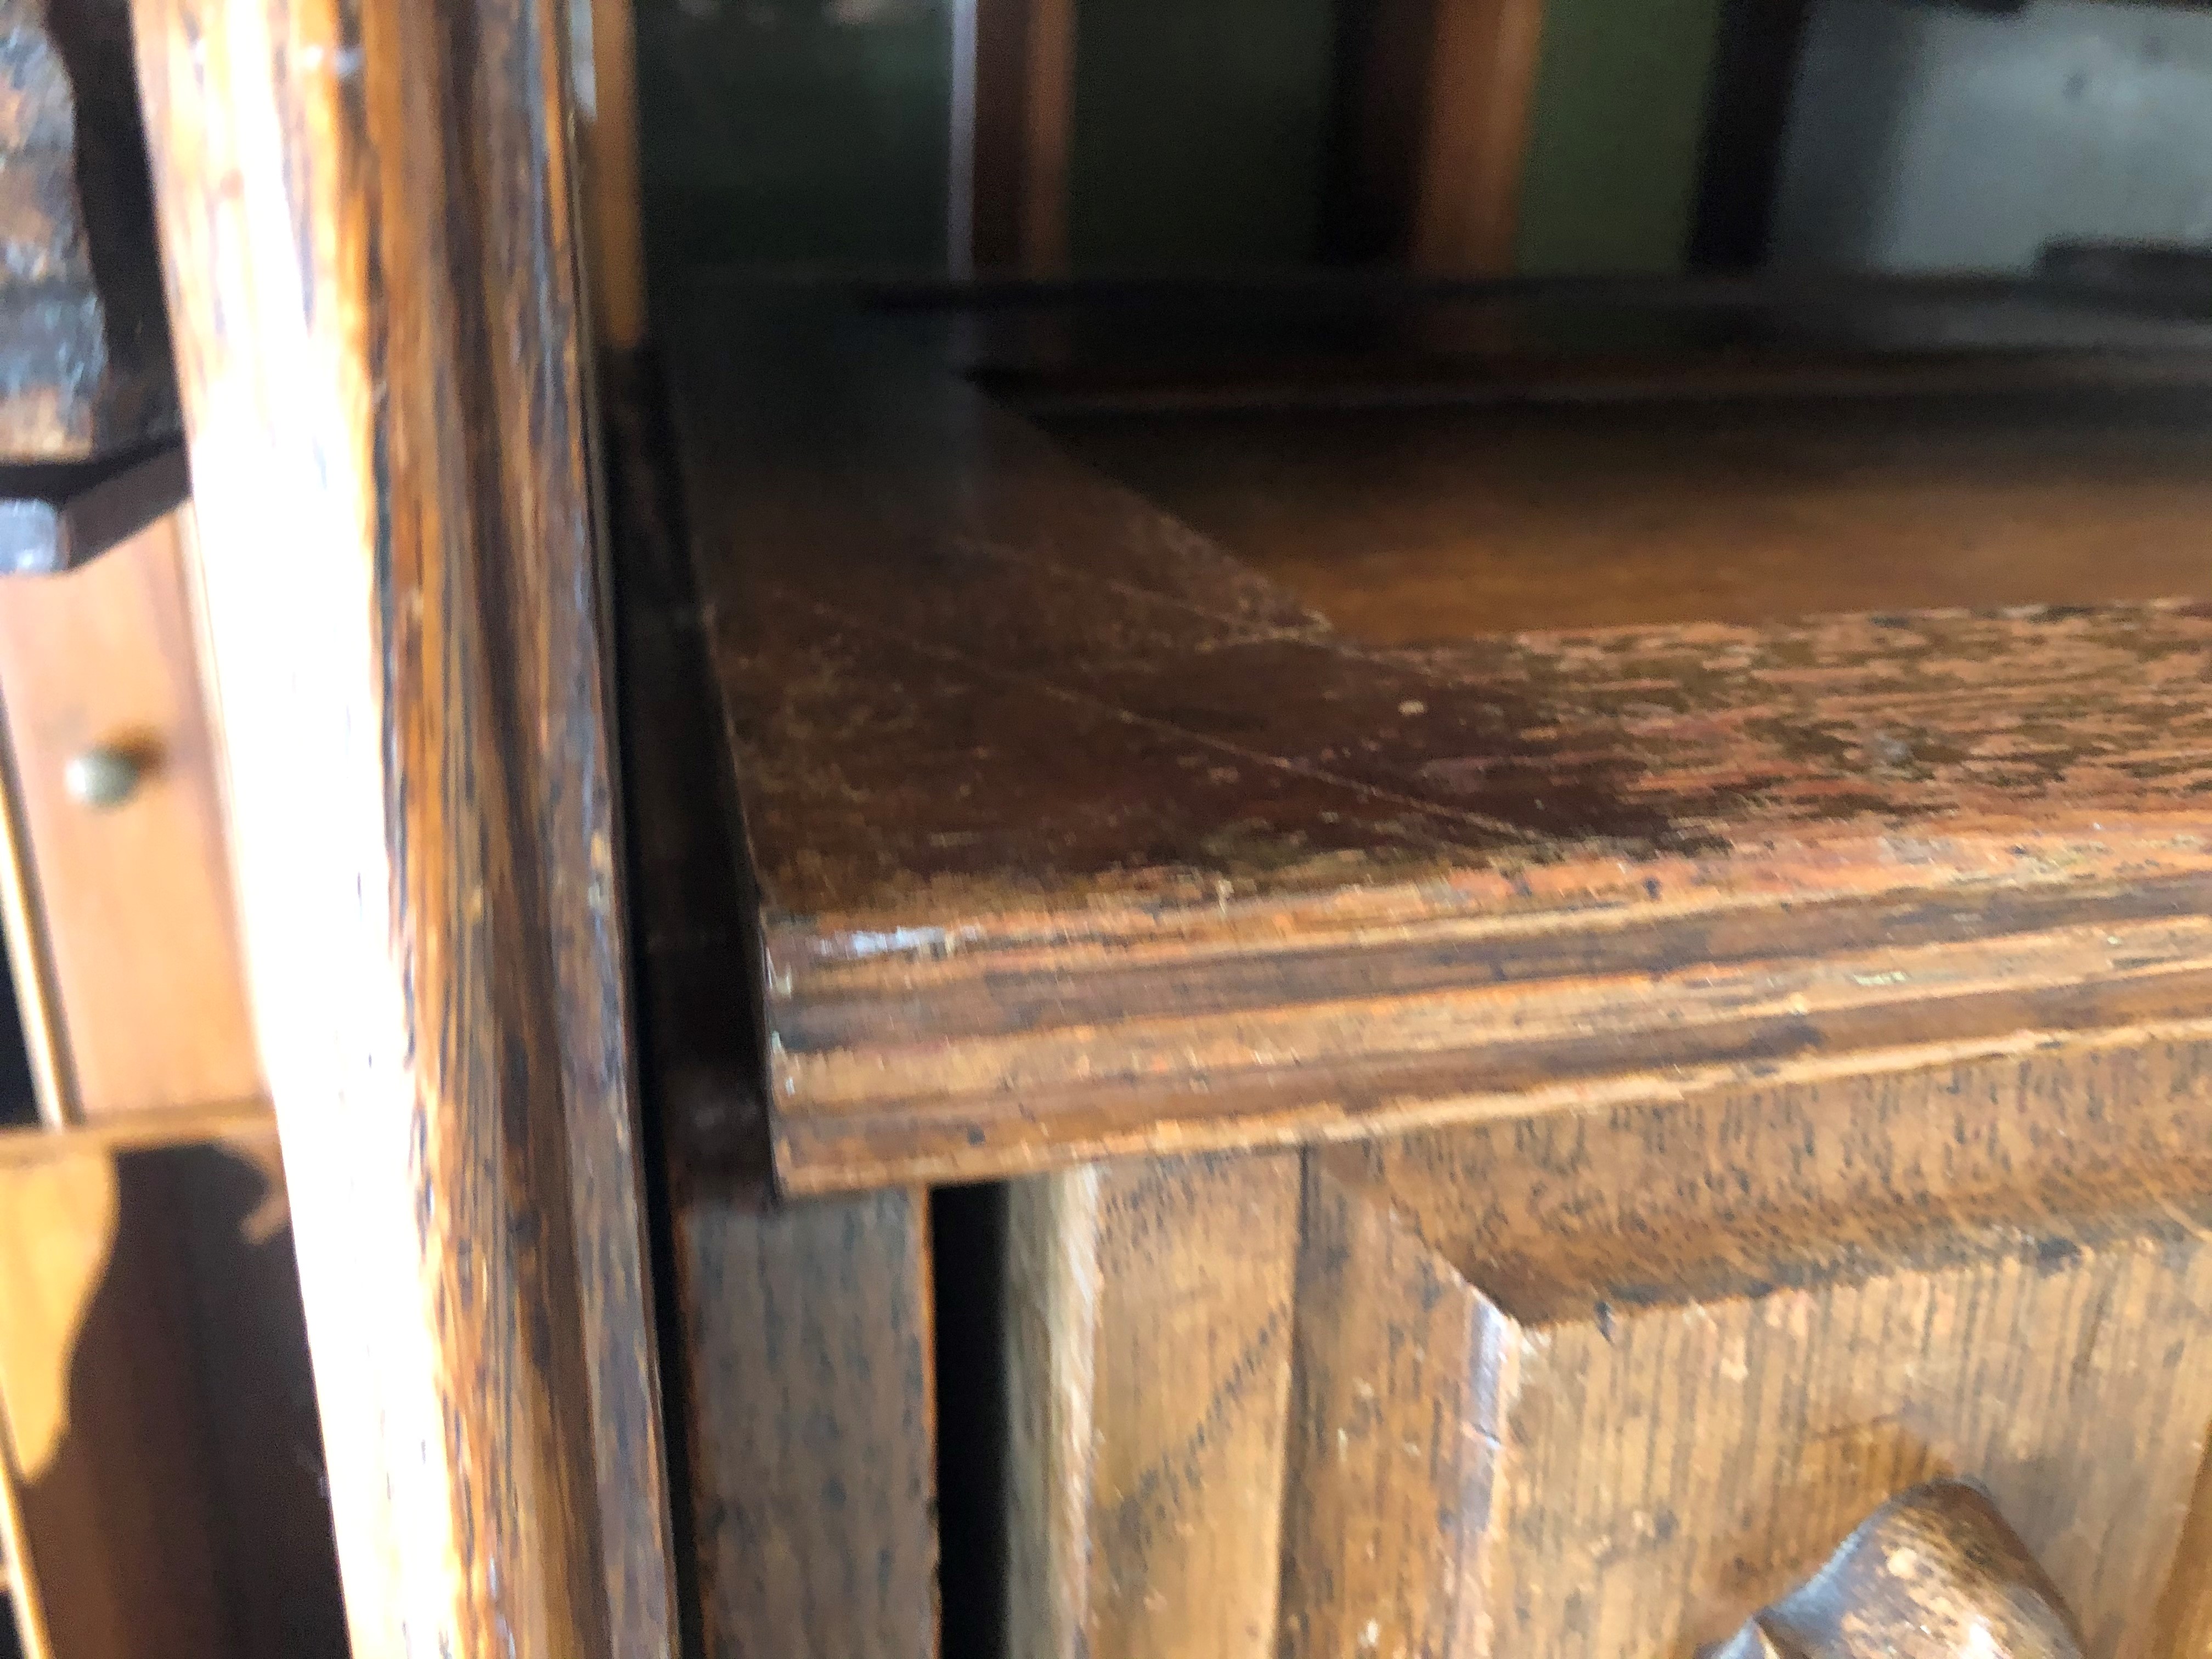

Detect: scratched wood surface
[612,363,939,1659]
[1004,1153,1300,1659]
[997,1040,2212,1659]
[0,0,178,460]
[129,0,677,1647]
[671,286,2212,1193]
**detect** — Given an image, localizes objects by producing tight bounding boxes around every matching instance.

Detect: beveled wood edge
[775,1013,2212,1193]
[762,839,2212,1188]
[674,279,2212,1195]
[0,445,190,578]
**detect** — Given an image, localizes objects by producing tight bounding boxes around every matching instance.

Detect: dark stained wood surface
[129,0,677,1647]
[673,285,2212,1193]
[1047,394,2212,636]
[0,0,178,461]
[942,275,2212,415]
[612,362,940,1659]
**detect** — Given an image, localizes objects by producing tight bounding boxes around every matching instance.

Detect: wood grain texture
[1707,1481,2085,1659]
[1047,394,2212,637]
[611,359,939,1659]
[670,1182,939,1659]
[129,0,676,1644]
[672,289,2212,1193]
[0,506,260,1122]
[967,0,1075,273]
[0,1122,345,1659]
[1300,1046,2212,1659]
[1006,1041,2212,1659]
[1329,0,1546,271]
[1005,1153,1300,1659]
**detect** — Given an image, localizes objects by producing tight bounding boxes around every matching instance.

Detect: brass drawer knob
[64,744,144,810]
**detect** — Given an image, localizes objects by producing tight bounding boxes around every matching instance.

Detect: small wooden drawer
[0,509,261,1121]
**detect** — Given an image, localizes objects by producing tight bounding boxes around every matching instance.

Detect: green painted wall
[1067,0,1337,269]
[1514,0,1727,274]
[630,0,1723,275]
[635,0,951,269]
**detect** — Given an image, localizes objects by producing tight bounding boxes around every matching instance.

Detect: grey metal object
[64,743,143,810]
[1770,0,2212,273]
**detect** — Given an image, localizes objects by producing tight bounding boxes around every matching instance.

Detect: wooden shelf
[0,448,187,580]
[664,275,2212,1195]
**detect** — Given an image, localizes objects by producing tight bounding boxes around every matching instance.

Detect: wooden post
[958,0,1076,275]
[1329,0,1548,273]
[126,0,678,1649]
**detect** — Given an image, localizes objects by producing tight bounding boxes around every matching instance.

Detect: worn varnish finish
[0,506,260,1122]
[671,292,2212,1193]
[1002,1042,2212,1659]
[0,0,177,459]
[613,364,939,1659]
[1706,1482,2085,1659]
[1047,394,2212,636]
[129,0,675,1647]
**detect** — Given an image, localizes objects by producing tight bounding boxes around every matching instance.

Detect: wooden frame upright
[124,0,679,1650]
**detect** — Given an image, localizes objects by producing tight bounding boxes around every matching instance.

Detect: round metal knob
[64,744,143,810]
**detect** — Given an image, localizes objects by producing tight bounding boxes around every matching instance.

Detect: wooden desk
[646,275,2212,1659]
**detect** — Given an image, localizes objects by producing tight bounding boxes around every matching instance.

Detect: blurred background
[635,0,2212,279]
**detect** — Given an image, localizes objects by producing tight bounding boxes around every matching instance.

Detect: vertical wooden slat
[673,1181,940,1658]
[1330,0,1548,272]
[126,0,678,1646]
[962,0,1076,274]
[0,510,262,1124]
[1005,1153,1301,1659]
